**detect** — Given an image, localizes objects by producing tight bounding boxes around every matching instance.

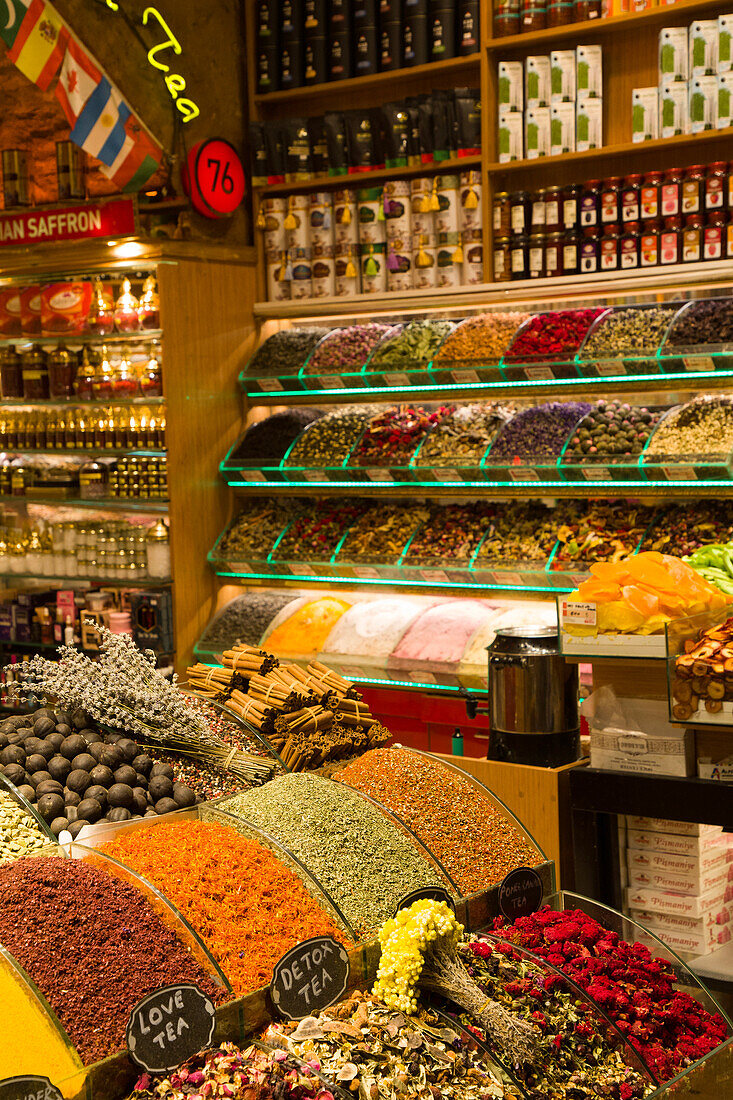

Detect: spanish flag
[8,0,68,90]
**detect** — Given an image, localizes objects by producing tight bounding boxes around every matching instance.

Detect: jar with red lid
[494,0,520,36]
[531,189,547,232]
[493,191,511,237]
[704,214,725,261]
[621,175,642,223]
[660,216,682,266]
[562,229,580,276]
[510,234,529,279]
[599,224,619,271]
[510,191,531,236]
[641,172,662,220]
[574,0,600,18]
[620,222,640,269]
[493,237,511,282]
[600,178,621,223]
[580,180,600,228]
[544,187,562,232]
[521,0,546,31]
[681,166,705,215]
[544,232,563,277]
[563,184,582,230]
[579,228,600,273]
[661,168,682,217]
[682,215,703,263]
[640,220,660,267]
[548,0,572,26]
[529,233,546,278]
[706,163,728,212]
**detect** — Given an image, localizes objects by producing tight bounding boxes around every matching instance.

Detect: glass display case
[666,605,733,726]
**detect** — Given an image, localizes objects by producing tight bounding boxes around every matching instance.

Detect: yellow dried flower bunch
[373,899,463,1014]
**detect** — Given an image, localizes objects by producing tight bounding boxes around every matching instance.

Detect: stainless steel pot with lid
[488,625,579,737]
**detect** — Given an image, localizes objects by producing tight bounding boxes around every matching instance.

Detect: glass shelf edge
[212,569,562,594]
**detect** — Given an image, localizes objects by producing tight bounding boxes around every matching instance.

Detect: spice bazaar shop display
[666,607,733,726]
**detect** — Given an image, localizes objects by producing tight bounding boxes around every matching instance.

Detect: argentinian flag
[70,75,131,167]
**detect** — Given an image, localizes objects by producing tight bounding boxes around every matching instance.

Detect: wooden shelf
[253,54,481,109]
[485,0,727,50]
[0,495,169,512]
[253,155,483,197]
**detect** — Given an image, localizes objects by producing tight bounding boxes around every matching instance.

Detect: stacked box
[659,79,689,138]
[632,87,659,142]
[497,61,523,162]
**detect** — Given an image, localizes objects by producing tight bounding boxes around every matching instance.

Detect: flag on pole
[0,0,30,48]
[101,117,162,191]
[54,35,102,126]
[7,0,67,90]
[69,76,131,167]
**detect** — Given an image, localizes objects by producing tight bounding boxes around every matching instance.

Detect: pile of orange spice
[100,820,351,996]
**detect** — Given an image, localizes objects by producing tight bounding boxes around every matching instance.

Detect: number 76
[207,158,234,193]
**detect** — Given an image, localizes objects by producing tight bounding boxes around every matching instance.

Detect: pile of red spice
[492,906,728,1081]
[504,309,605,361]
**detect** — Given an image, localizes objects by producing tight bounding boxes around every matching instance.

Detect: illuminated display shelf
[4,574,171,586]
[0,397,164,407]
[0,330,163,347]
[0,495,169,512]
[1,447,166,458]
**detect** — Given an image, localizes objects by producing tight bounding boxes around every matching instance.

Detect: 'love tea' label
[270,936,350,1021]
[0,1077,62,1100]
[498,867,544,921]
[394,886,456,917]
[126,983,216,1074]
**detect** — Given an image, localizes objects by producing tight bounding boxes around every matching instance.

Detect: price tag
[498,867,544,920]
[288,563,315,576]
[257,377,284,392]
[509,466,540,482]
[320,375,345,389]
[664,466,697,481]
[354,566,379,579]
[434,468,461,482]
[524,366,554,380]
[420,569,448,582]
[560,599,597,626]
[270,936,350,1021]
[126,984,216,1074]
[595,359,625,376]
[451,369,480,384]
[367,468,392,481]
[384,372,411,387]
[0,1078,62,1100]
[302,469,326,482]
[240,470,266,482]
[582,465,611,480]
[394,886,456,917]
[684,356,714,372]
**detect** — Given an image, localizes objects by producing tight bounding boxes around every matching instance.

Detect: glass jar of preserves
[580,228,600,273]
[660,216,682,265]
[640,219,660,267]
[47,345,76,399]
[704,214,725,261]
[681,165,705,215]
[682,214,703,262]
[141,343,163,398]
[544,187,562,232]
[563,184,582,230]
[21,344,49,400]
[548,0,572,26]
[600,224,619,271]
[113,354,138,398]
[137,275,160,330]
[574,0,600,17]
[92,346,114,400]
[493,191,511,236]
[544,232,563,277]
[114,277,140,333]
[0,346,22,398]
[562,229,580,276]
[529,233,545,278]
[706,162,728,212]
[600,177,621,223]
[641,171,662,219]
[493,236,511,282]
[494,0,520,36]
[521,0,546,31]
[621,174,642,222]
[661,168,682,217]
[79,460,107,500]
[86,277,115,336]
[530,189,546,232]
[579,180,600,228]
[74,349,95,401]
[510,234,529,279]
[510,191,531,235]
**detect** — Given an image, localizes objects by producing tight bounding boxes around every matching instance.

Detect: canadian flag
[54,35,102,126]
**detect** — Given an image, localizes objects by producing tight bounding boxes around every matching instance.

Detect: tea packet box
[576,44,602,98]
[550,50,576,103]
[659,80,689,138]
[718,73,733,129]
[689,74,718,133]
[576,95,602,151]
[689,20,718,77]
[498,108,523,163]
[525,55,551,109]
[720,14,733,73]
[498,61,523,112]
[550,102,575,155]
[659,27,688,83]
[632,87,659,142]
[525,106,551,159]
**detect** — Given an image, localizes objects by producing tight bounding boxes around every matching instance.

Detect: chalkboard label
[498,867,544,921]
[0,1077,62,1100]
[270,936,350,1021]
[126,983,216,1073]
[394,886,456,917]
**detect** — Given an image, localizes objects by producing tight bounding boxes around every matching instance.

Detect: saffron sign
[0,198,136,247]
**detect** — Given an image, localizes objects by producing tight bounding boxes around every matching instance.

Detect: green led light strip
[213,569,563,594]
[228,479,728,490]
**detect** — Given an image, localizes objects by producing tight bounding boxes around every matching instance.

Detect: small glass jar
[682,214,704,262]
[579,228,600,273]
[0,346,23,398]
[563,184,582,230]
[621,174,642,223]
[706,163,728,212]
[574,0,600,17]
[600,177,621,224]
[494,0,520,36]
[544,232,563,277]
[493,191,511,236]
[510,191,531,236]
[146,520,171,579]
[510,234,529,279]
[47,345,76,399]
[704,214,725,261]
[114,277,140,333]
[548,0,572,26]
[92,347,114,400]
[74,350,96,401]
[641,172,662,220]
[521,0,546,31]
[137,275,160,330]
[681,165,705,215]
[579,180,601,228]
[544,187,562,232]
[493,236,511,282]
[79,460,107,500]
[599,224,619,271]
[140,343,163,398]
[661,168,683,217]
[113,354,138,399]
[21,344,49,400]
[640,219,660,267]
[86,277,115,336]
[530,189,547,232]
[660,216,682,265]
[529,233,545,278]
[562,229,580,276]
